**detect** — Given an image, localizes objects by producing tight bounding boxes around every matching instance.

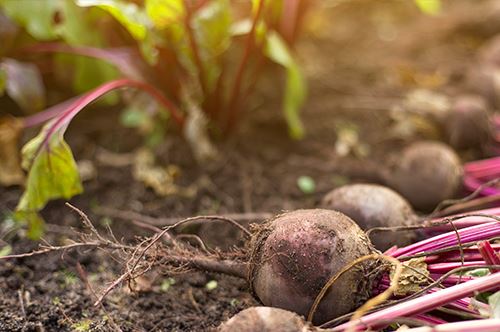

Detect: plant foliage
[0,0,308,237]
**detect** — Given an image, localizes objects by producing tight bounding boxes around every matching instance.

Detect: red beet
[385,141,463,212]
[248,209,377,324]
[218,306,313,332]
[445,95,491,149]
[321,184,417,250]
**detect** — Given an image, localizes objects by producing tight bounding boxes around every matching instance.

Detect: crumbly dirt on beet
[248,209,377,324]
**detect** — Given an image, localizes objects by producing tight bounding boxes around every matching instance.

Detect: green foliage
[414,0,441,16]
[205,280,218,291]
[490,291,500,318]
[160,277,176,292]
[0,244,12,257]
[71,319,93,332]
[145,0,184,30]
[77,0,150,40]
[297,175,315,194]
[1,0,308,238]
[464,268,490,277]
[1,0,119,96]
[15,123,83,237]
[0,67,6,95]
[0,0,59,39]
[265,32,306,139]
[192,0,232,90]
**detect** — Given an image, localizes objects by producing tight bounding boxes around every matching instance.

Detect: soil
[1,1,499,331]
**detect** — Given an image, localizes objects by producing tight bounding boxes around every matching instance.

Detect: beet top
[248,209,377,324]
[321,183,417,250]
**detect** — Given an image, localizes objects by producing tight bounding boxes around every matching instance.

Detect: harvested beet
[445,95,491,149]
[321,184,417,250]
[248,209,377,324]
[467,35,500,107]
[384,141,463,212]
[218,306,312,332]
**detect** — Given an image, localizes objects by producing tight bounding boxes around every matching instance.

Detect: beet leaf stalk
[14,78,184,238]
[331,273,500,331]
[401,319,500,332]
[463,157,500,196]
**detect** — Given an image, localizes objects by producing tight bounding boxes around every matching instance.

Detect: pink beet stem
[400,319,500,332]
[463,175,500,196]
[427,261,485,274]
[426,208,500,231]
[39,79,185,153]
[464,157,500,173]
[478,241,500,272]
[22,97,80,128]
[392,222,500,258]
[331,272,500,331]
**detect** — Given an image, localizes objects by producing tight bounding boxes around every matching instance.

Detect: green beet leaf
[146,0,193,70]
[415,0,441,15]
[192,0,231,90]
[76,0,151,41]
[0,0,59,40]
[15,124,83,238]
[265,31,306,139]
[1,0,120,100]
[145,0,184,30]
[0,67,6,95]
[489,291,500,318]
[58,1,120,97]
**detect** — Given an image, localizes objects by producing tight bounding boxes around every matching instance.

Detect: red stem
[225,0,265,133]
[42,79,184,147]
[183,0,209,99]
[478,241,500,272]
[332,272,500,331]
[22,96,80,128]
[19,43,144,80]
[209,60,226,120]
[280,0,300,44]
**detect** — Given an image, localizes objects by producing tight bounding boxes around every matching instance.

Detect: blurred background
[1,0,500,330]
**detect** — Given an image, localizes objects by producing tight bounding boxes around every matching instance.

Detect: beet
[467,35,500,107]
[384,141,463,212]
[248,209,377,324]
[321,184,417,250]
[445,95,491,149]
[218,307,312,332]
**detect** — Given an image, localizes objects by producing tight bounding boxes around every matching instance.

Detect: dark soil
[1,1,499,331]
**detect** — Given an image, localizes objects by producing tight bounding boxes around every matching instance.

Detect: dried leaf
[0,116,24,186]
[95,148,134,167]
[77,159,97,182]
[334,122,369,158]
[183,92,218,162]
[403,89,450,119]
[390,257,430,296]
[133,148,196,197]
